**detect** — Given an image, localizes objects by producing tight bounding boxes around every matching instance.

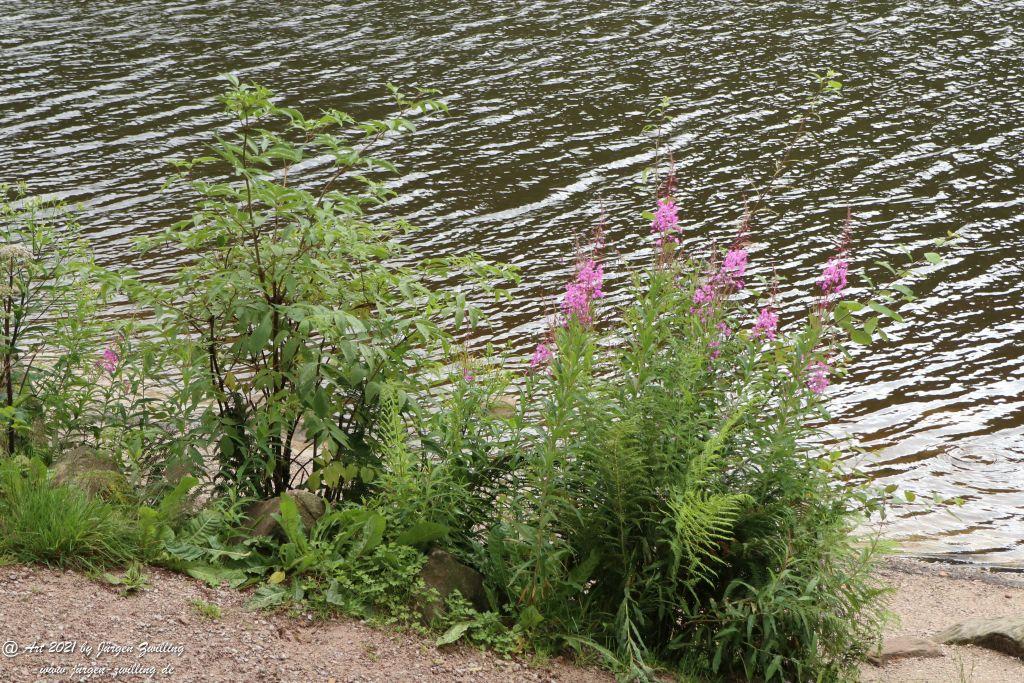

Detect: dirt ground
[3,559,1024,682]
[0,565,611,683]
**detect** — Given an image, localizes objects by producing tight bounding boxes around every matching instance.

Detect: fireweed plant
[501,212,876,681]
[481,79,957,679]
[0,185,152,461]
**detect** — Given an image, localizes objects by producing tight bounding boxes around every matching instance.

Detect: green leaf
[924,252,942,265]
[247,313,273,353]
[312,389,330,418]
[249,584,288,609]
[866,301,905,323]
[348,512,385,559]
[850,328,872,346]
[892,284,916,301]
[325,579,346,606]
[436,622,473,646]
[268,570,286,585]
[568,549,601,589]
[183,563,248,587]
[322,462,344,488]
[275,494,306,545]
[517,605,544,630]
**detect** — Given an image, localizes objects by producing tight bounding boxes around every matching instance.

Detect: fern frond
[668,489,751,590]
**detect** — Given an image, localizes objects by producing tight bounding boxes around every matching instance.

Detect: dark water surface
[2,1,1023,563]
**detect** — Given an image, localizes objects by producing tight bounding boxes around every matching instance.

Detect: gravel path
[0,565,611,682]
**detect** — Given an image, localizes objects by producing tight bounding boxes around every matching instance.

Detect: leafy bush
[466,217,905,680]
[0,458,144,571]
[119,77,513,498]
[0,186,175,489]
[0,185,102,456]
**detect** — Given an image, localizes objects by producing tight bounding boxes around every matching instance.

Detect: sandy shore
[1,558,1022,682]
[861,558,1024,683]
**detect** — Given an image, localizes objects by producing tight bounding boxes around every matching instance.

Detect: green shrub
[0,459,144,571]
[0,185,101,457]
[117,76,514,499]
[467,231,905,680]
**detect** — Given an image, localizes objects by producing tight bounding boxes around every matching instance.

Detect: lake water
[2,1,1023,564]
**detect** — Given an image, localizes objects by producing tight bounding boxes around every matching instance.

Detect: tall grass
[0,460,144,572]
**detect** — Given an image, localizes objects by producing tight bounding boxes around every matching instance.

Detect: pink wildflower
[692,283,715,308]
[752,306,779,341]
[691,247,748,319]
[462,368,475,383]
[529,343,553,370]
[806,361,830,394]
[561,283,591,325]
[576,259,604,298]
[818,257,848,297]
[724,249,749,282]
[651,198,680,246]
[97,344,119,375]
[561,259,603,326]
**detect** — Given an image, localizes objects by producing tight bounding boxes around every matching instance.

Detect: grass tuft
[0,460,144,572]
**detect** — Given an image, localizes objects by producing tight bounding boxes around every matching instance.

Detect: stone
[417,548,488,622]
[487,394,518,419]
[51,446,130,500]
[867,635,943,665]
[241,491,327,539]
[161,458,194,485]
[936,616,1024,658]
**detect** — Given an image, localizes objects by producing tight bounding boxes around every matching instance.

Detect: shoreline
[884,555,1024,585]
[861,557,1024,682]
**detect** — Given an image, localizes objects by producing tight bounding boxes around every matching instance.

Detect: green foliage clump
[0,458,144,571]
[189,598,222,620]
[435,593,522,656]
[447,268,882,680]
[102,562,149,596]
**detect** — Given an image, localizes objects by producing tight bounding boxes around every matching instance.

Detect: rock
[867,635,943,665]
[487,394,519,419]
[417,548,488,622]
[51,446,130,500]
[936,616,1024,658]
[161,458,194,485]
[241,491,327,539]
